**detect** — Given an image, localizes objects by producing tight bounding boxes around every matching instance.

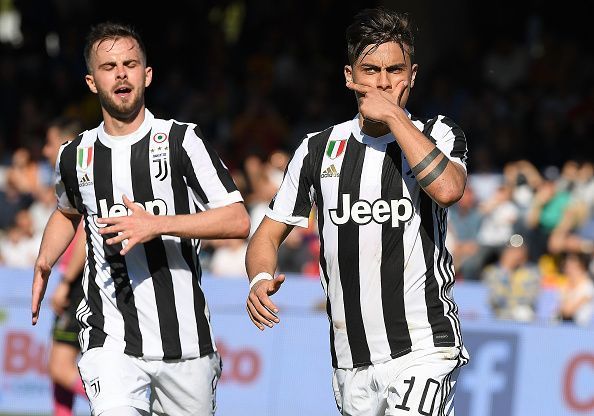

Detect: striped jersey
[55,109,242,360]
[267,113,469,369]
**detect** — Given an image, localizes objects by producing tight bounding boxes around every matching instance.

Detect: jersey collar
[97,109,154,147]
[350,109,412,145]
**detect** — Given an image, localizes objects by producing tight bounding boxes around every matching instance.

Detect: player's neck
[359,116,391,138]
[102,105,146,137]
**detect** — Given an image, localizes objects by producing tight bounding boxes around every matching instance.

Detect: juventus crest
[151,132,170,181]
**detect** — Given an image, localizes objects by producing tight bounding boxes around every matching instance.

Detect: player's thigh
[48,340,79,379]
[151,352,222,416]
[333,366,384,416]
[385,348,461,416]
[77,348,151,415]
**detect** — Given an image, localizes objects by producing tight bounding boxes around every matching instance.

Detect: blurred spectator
[556,252,594,326]
[277,226,314,274]
[5,147,43,196]
[483,234,541,322]
[243,149,289,237]
[472,183,520,275]
[0,148,36,229]
[231,95,288,163]
[0,209,40,267]
[209,238,248,278]
[447,185,482,280]
[503,160,543,216]
[525,169,572,261]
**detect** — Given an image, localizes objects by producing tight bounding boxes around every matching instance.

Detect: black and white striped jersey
[267,113,469,369]
[55,109,242,360]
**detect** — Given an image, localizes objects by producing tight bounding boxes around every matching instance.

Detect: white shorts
[332,347,465,416]
[78,348,221,416]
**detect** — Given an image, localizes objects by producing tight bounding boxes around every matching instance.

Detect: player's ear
[410,64,418,89]
[344,65,353,83]
[145,66,153,87]
[85,74,98,94]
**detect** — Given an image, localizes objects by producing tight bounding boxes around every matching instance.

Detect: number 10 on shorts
[393,377,441,415]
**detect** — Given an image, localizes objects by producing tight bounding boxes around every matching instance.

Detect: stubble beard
[98,83,145,122]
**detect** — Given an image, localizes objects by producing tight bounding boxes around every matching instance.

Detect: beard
[97,83,145,121]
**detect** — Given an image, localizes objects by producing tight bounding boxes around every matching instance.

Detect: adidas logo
[79,173,93,187]
[321,164,340,178]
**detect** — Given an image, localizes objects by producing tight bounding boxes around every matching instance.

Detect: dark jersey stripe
[380,142,412,357]
[94,141,143,356]
[171,122,214,356]
[60,136,108,348]
[131,133,182,359]
[337,138,370,366]
[308,128,337,367]
[422,116,438,142]
[193,126,237,194]
[419,193,455,346]
[179,137,209,204]
[59,135,84,213]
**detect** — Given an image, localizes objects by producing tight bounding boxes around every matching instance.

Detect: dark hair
[84,22,146,73]
[346,7,416,64]
[48,116,82,139]
[562,251,591,271]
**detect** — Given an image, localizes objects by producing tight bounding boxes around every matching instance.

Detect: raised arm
[245,217,294,330]
[347,80,467,207]
[32,209,82,325]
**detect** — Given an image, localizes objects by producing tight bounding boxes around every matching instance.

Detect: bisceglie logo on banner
[77,146,93,170]
[326,139,347,159]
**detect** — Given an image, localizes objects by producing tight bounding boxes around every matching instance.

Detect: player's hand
[246,274,285,330]
[97,195,159,255]
[346,80,408,124]
[31,259,52,325]
[51,279,71,315]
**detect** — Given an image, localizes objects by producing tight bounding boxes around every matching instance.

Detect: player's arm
[347,80,466,207]
[51,225,86,314]
[32,208,82,325]
[97,197,249,255]
[245,217,294,330]
[385,113,466,207]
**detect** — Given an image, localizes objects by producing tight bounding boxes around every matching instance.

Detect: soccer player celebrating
[32,22,249,416]
[246,7,469,415]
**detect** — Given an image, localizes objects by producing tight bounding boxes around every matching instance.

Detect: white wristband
[249,272,273,290]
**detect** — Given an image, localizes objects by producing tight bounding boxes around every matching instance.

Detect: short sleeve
[265,138,314,228]
[432,116,468,171]
[55,143,79,215]
[181,127,243,210]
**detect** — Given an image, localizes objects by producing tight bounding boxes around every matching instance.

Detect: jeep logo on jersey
[92,198,168,227]
[329,194,414,227]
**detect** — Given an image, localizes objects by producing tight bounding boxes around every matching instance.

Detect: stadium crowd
[0,1,593,326]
